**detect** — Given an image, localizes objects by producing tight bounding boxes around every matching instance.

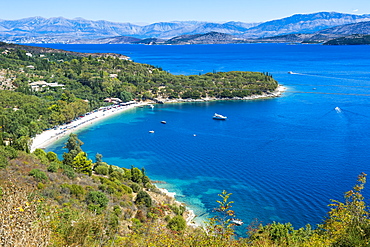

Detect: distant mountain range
[1,12,370,44]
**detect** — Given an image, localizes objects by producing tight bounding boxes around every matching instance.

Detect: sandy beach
[30,101,146,152]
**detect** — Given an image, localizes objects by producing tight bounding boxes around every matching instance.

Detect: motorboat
[231,219,243,226]
[213,113,227,120]
[149,130,155,133]
[161,121,167,124]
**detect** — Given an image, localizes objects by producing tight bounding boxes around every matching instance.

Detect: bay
[39,43,370,235]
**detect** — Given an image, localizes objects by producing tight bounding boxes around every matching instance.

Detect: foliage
[94,164,109,175]
[46,151,59,162]
[29,168,48,182]
[62,133,84,166]
[206,190,237,240]
[167,215,187,231]
[85,190,109,214]
[135,190,152,207]
[33,148,49,164]
[313,172,370,246]
[47,161,59,172]
[72,152,92,176]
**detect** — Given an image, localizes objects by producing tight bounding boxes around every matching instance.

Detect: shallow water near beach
[42,43,370,235]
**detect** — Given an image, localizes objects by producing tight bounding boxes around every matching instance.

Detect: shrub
[46,151,59,162]
[86,191,108,214]
[0,145,18,159]
[60,164,76,179]
[0,155,8,169]
[135,190,152,207]
[29,169,48,182]
[0,145,18,168]
[167,215,186,231]
[61,184,86,199]
[130,183,142,193]
[169,204,186,216]
[33,148,49,165]
[47,162,59,172]
[63,169,76,179]
[110,170,123,180]
[94,165,109,175]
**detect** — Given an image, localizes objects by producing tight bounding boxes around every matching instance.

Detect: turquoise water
[41,43,370,235]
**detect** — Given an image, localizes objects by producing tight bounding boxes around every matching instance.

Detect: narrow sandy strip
[30,102,147,152]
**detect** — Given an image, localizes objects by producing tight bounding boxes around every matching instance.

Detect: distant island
[1,12,370,44]
[324,34,370,45]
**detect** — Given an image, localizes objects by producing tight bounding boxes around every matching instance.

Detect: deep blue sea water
[36,43,370,235]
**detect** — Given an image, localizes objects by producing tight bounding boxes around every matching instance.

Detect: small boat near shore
[231,219,244,226]
[213,113,227,120]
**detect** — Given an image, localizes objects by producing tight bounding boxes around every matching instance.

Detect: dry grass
[0,179,51,246]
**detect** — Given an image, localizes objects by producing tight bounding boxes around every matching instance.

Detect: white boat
[231,219,243,226]
[149,130,155,133]
[213,113,227,120]
[161,121,166,124]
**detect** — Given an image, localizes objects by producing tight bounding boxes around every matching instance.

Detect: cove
[42,43,370,234]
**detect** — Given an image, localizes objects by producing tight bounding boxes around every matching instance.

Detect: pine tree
[63,133,84,166]
[72,152,92,176]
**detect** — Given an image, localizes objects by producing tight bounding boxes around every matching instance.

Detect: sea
[33,43,370,235]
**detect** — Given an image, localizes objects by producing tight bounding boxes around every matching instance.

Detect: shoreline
[30,102,147,152]
[154,187,201,228]
[158,84,286,103]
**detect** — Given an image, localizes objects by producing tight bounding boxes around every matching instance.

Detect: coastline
[159,85,287,104]
[152,187,200,228]
[30,102,147,152]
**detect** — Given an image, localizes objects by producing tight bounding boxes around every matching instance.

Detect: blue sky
[2,0,370,24]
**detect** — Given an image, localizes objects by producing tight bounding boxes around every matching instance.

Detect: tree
[207,190,237,239]
[120,91,133,102]
[62,133,83,166]
[72,152,92,176]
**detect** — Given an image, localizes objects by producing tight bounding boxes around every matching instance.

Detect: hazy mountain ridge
[1,12,370,43]
[239,12,370,38]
